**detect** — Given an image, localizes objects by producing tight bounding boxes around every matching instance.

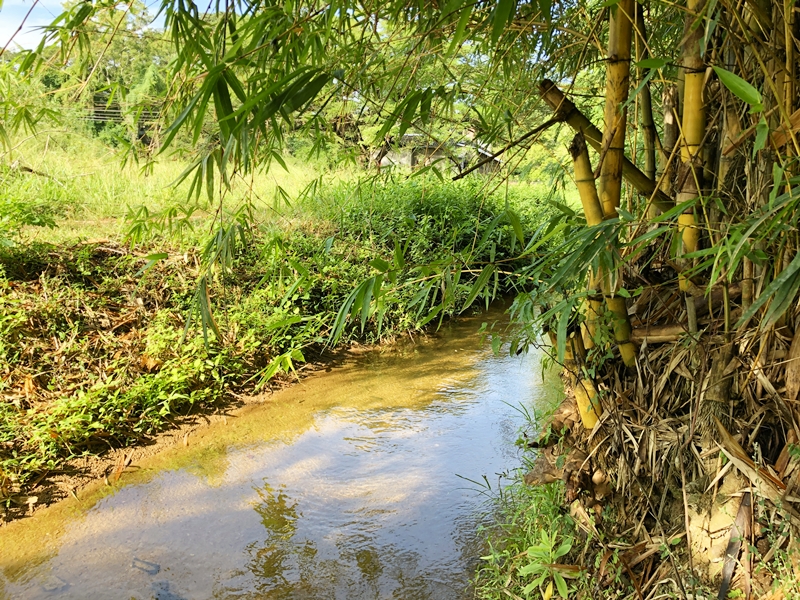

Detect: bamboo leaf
[492,0,515,45]
[507,209,525,245]
[446,4,473,57]
[635,57,668,69]
[539,0,552,23]
[736,251,800,328]
[418,304,444,327]
[161,88,205,149]
[398,91,422,137]
[370,257,390,272]
[556,302,569,363]
[753,116,769,156]
[393,238,406,270]
[135,252,169,276]
[286,73,331,113]
[213,77,235,141]
[360,277,375,332]
[328,279,365,344]
[628,225,670,246]
[420,88,432,125]
[652,198,698,223]
[623,69,656,110]
[476,212,506,251]
[462,264,495,311]
[713,66,763,111]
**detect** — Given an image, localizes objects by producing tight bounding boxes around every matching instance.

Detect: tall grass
[1,131,330,244]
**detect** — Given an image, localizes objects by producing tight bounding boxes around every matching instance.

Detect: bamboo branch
[539,79,673,211]
[451,117,560,181]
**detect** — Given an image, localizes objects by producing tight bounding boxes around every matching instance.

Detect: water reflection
[246,483,303,593]
[0,311,563,600]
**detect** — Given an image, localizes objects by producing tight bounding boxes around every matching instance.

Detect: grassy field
[2,127,578,245]
[2,131,339,245]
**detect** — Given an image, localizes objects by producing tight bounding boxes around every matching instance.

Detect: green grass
[0,170,556,498]
[472,395,585,600]
[1,131,336,244]
[475,479,580,599]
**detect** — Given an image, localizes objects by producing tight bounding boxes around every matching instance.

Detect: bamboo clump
[533,0,800,587]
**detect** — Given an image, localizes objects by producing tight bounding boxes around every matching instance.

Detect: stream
[0,310,561,600]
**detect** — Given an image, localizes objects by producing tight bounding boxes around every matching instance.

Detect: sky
[0,0,165,50]
[0,0,65,50]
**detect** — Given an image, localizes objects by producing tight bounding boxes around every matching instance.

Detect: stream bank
[1,178,554,517]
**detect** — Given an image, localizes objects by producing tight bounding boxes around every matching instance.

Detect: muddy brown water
[1,311,561,600]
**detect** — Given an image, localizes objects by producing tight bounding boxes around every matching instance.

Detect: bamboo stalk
[677,0,707,332]
[570,133,606,350]
[575,377,601,430]
[785,0,795,116]
[657,85,679,205]
[569,133,606,227]
[599,0,635,218]
[539,79,673,211]
[742,257,754,311]
[570,132,637,367]
[598,0,637,366]
[635,2,657,183]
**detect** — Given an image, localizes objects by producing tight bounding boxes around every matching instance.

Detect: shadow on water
[0,308,563,600]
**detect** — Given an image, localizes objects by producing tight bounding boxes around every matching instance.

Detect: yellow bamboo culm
[584,293,604,350]
[599,0,635,219]
[538,79,673,211]
[569,133,606,351]
[570,134,605,227]
[677,0,706,331]
[606,296,637,365]
[569,132,637,366]
[598,0,638,367]
[574,377,601,429]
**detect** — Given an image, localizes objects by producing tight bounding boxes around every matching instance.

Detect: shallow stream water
[1,311,561,600]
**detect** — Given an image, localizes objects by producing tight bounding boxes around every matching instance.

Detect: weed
[475,476,576,599]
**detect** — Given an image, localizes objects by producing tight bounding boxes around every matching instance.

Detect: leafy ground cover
[0,174,553,504]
